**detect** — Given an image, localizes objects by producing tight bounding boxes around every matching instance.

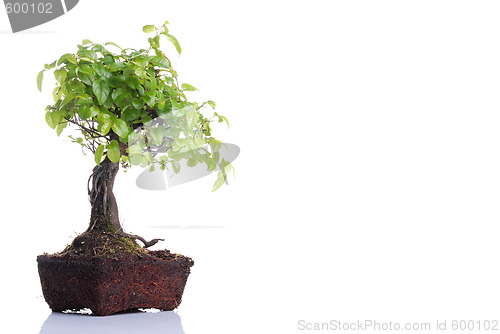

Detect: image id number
[452,320,498,331]
[5,2,53,14]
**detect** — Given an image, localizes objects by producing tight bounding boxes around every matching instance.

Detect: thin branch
[67,119,108,141]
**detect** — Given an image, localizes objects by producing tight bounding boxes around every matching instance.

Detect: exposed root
[123,233,165,248]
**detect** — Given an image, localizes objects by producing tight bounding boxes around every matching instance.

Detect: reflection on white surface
[39,310,185,334]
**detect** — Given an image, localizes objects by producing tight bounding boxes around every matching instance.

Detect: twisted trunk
[87,158,122,233]
[86,158,164,247]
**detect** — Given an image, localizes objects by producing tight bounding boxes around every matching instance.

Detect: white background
[1,0,500,333]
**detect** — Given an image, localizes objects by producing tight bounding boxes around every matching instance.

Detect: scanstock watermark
[3,0,79,32]
[128,109,240,190]
[297,319,500,332]
[135,142,240,191]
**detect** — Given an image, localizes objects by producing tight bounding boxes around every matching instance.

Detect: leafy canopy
[38,21,233,191]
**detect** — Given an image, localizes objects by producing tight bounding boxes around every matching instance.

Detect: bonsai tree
[37,21,233,250]
[36,21,234,316]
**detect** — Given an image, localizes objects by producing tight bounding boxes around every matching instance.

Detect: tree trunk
[87,158,122,233]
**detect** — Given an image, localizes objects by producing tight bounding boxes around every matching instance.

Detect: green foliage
[106,140,121,163]
[38,22,232,190]
[142,25,155,34]
[95,144,105,165]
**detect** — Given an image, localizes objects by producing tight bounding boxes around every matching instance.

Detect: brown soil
[37,233,194,316]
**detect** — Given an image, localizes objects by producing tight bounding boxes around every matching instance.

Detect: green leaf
[97,110,111,122]
[145,76,157,91]
[93,63,111,78]
[90,106,100,117]
[59,93,76,110]
[186,108,198,129]
[108,75,126,86]
[134,67,147,77]
[126,76,140,89]
[78,105,91,119]
[136,84,145,96]
[207,100,216,108]
[133,56,149,68]
[78,64,96,75]
[76,94,93,105]
[181,83,197,92]
[57,53,77,66]
[194,135,206,147]
[143,25,155,33]
[148,35,161,49]
[137,85,145,96]
[97,112,112,135]
[37,71,44,92]
[150,127,167,145]
[128,144,142,155]
[68,80,86,93]
[92,80,110,105]
[112,118,130,139]
[166,33,182,55]
[106,140,121,163]
[54,69,67,84]
[129,154,142,165]
[212,150,220,164]
[211,170,226,192]
[111,87,126,102]
[157,99,170,115]
[206,155,216,171]
[142,91,156,107]
[221,159,235,178]
[52,87,62,102]
[164,76,174,84]
[108,62,125,72]
[105,41,122,50]
[122,108,139,122]
[103,96,114,109]
[153,35,160,47]
[78,49,97,61]
[132,99,144,109]
[92,44,104,53]
[216,113,229,127]
[151,55,170,68]
[44,61,56,70]
[100,121,112,135]
[72,136,84,144]
[82,39,92,45]
[171,160,180,173]
[45,111,56,129]
[95,145,105,165]
[77,72,93,85]
[102,55,115,65]
[56,122,67,136]
[67,55,78,65]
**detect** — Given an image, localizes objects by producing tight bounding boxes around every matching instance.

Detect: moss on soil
[57,229,147,258]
